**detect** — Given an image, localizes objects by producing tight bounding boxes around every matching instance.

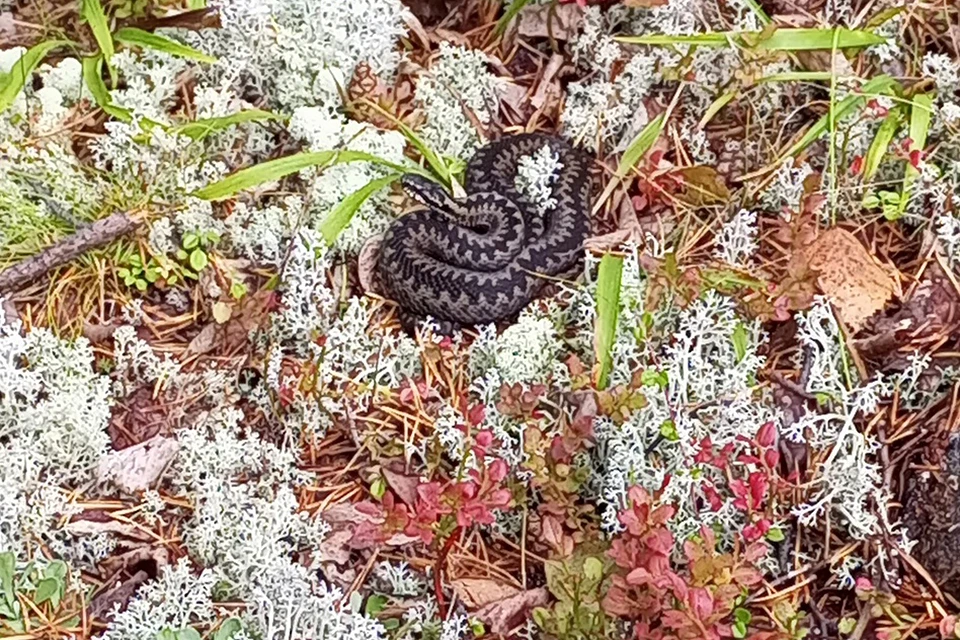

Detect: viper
[377,133,592,333]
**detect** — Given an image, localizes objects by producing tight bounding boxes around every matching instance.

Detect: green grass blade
[616,114,666,178]
[778,75,897,161]
[80,0,114,80]
[699,90,738,127]
[861,106,902,182]
[0,40,73,113]
[617,27,884,51]
[896,92,933,217]
[195,151,337,200]
[194,150,426,201]
[759,71,840,83]
[168,109,285,140]
[357,99,452,186]
[740,0,771,25]
[81,55,133,121]
[593,253,624,391]
[113,27,218,63]
[495,0,532,37]
[757,27,885,50]
[320,174,401,245]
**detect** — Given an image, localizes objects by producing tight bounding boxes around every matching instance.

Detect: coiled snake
[377,133,592,332]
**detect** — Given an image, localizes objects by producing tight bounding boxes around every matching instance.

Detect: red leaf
[756,422,777,448]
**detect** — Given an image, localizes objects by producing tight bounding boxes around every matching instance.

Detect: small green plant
[862,189,904,220]
[117,252,179,291]
[176,231,219,274]
[0,552,78,634]
[533,548,614,640]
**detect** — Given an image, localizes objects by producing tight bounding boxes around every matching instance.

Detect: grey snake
[377,133,592,333]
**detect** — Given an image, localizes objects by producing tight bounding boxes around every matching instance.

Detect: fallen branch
[0,212,141,293]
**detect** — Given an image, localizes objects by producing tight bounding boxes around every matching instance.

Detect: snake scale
[377,133,592,332]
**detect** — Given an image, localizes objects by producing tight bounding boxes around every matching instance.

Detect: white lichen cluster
[0,315,113,565]
[415,42,502,160]
[715,208,759,266]
[515,143,562,214]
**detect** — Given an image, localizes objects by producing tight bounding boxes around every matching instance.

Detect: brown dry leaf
[381,464,420,507]
[674,166,731,207]
[212,301,233,324]
[794,228,898,332]
[474,587,551,635]
[97,435,180,493]
[66,519,152,540]
[184,322,217,357]
[518,3,583,41]
[584,194,645,251]
[451,578,520,609]
[624,0,668,6]
[358,234,383,295]
[90,570,150,621]
[530,54,565,110]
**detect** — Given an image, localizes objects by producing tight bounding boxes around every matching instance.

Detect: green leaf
[732,620,747,639]
[155,630,178,640]
[44,561,67,580]
[766,527,786,542]
[0,40,73,113]
[896,92,934,217]
[33,577,60,605]
[182,232,200,250]
[734,608,752,625]
[176,628,202,640]
[862,106,903,182]
[135,278,148,291]
[370,477,386,500]
[838,617,857,634]
[699,90,738,128]
[189,249,208,272]
[82,55,133,121]
[777,75,897,162]
[320,174,401,245]
[494,0,532,36]
[117,267,131,278]
[114,27,217,63]
[364,594,388,617]
[582,557,604,582]
[194,150,424,201]
[213,618,243,640]
[659,420,679,441]
[617,27,885,51]
[616,114,666,178]
[80,0,115,76]
[168,109,285,141]
[731,322,748,363]
[593,253,624,390]
[229,281,247,299]
[0,552,14,608]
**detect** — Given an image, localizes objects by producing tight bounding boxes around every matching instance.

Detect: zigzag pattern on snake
[377,133,592,331]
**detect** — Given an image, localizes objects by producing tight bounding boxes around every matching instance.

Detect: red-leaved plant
[603,486,774,640]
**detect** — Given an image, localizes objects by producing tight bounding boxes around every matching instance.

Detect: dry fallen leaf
[517,3,583,41]
[795,227,898,332]
[451,578,520,609]
[358,233,383,295]
[381,464,421,507]
[212,301,233,324]
[623,0,669,6]
[97,435,180,493]
[474,587,551,635]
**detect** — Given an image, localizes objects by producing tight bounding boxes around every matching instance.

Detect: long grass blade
[616,114,666,178]
[494,0,532,37]
[320,174,401,245]
[169,109,285,140]
[0,40,73,113]
[896,93,933,217]
[113,27,217,63]
[593,253,624,391]
[81,55,133,121]
[861,106,902,182]
[617,27,884,51]
[80,0,115,82]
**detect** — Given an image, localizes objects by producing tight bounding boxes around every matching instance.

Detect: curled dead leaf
[795,228,899,332]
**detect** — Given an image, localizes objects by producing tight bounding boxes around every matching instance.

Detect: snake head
[401,174,460,213]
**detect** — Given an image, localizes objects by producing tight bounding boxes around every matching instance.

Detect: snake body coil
[378,133,591,331]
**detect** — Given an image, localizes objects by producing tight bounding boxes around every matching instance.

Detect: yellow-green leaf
[616,114,666,178]
[194,150,426,201]
[82,55,133,121]
[320,174,401,245]
[80,0,115,81]
[896,92,934,217]
[861,106,902,182]
[616,27,885,51]
[0,40,73,113]
[593,253,624,390]
[168,109,285,140]
[114,27,217,63]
